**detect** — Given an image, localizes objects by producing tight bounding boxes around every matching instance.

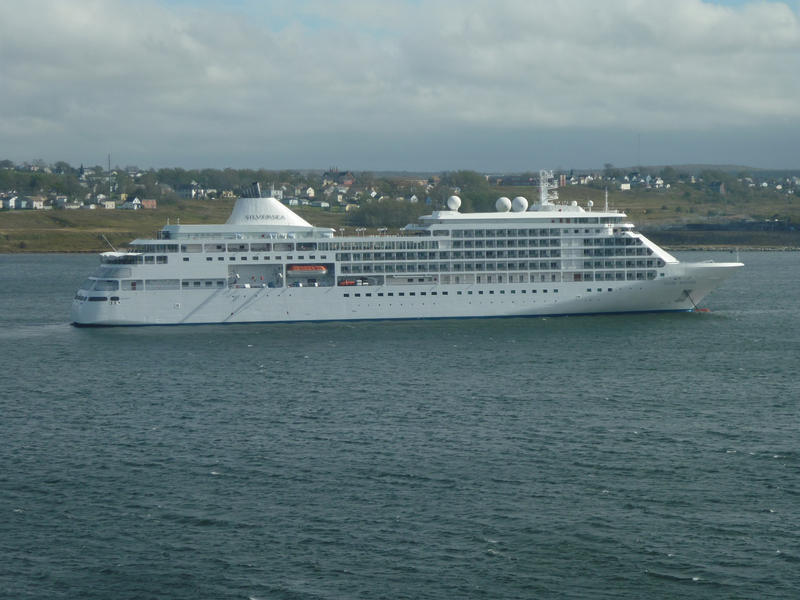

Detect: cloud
[0,0,798,169]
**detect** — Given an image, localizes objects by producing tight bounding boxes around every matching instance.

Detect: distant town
[1,159,798,215]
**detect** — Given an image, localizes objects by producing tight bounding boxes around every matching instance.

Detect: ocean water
[1,251,798,599]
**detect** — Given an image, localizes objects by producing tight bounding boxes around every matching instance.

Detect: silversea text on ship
[71,171,743,326]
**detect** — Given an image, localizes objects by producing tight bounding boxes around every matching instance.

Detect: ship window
[479,291,484,295]
[344,293,350,297]
[145,279,180,290]
[442,292,448,296]
[378,293,384,297]
[206,257,213,261]
[355,293,361,297]
[121,280,142,291]
[94,279,119,291]
[145,256,154,264]
[89,296,108,302]
[183,257,189,262]
[399,292,405,296]
[156,256,167,264]
[218,257,224,261]
[388,293,394,297]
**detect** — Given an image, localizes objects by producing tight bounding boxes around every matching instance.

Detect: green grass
[2,186,798,252]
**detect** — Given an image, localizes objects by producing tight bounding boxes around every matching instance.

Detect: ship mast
[539,169,558,206]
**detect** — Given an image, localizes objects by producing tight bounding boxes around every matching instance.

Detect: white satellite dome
[447,195,462,211]
[495,196,512,212]
[511,196,528,212]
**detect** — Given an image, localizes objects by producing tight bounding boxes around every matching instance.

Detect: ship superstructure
[71,171,743,326]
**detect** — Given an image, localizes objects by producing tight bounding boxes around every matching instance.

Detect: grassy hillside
[2,185,799,252]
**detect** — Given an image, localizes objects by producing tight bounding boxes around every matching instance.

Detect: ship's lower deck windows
[146,279,180,290]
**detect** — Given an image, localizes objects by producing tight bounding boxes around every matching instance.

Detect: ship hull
[71,262,741,326]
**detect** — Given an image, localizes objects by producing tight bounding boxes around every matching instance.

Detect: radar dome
[495,196,512,212]
[447,195,461,211]
[587,200,594,208]
[511,196,529,212]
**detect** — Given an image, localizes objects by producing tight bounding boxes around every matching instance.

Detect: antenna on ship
[604,187,609,212]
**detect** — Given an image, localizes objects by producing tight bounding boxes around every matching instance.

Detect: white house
[119,197,142,210]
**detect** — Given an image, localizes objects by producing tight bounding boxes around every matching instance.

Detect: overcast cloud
[1,0,798,170]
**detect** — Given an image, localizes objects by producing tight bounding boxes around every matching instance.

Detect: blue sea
[1,251,798,599]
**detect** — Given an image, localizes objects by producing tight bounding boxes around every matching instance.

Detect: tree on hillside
[434,170,494,211]
[346,199,426,228]
[604,163,621,179]
[659,166,678,184]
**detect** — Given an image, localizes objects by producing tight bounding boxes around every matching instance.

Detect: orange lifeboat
[287,265,327,276]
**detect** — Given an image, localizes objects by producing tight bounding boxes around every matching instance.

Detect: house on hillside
[119,197,142,210]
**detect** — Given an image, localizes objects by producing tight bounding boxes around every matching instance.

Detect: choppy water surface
[1,252,798,599]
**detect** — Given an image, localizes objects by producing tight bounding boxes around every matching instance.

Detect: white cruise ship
[71,171,742,326]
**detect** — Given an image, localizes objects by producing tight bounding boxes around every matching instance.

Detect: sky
[1,0,799,172]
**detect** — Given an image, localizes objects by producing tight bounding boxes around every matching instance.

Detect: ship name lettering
[245,214,286,221]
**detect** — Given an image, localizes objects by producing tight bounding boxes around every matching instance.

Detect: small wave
[645,570,704,583]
